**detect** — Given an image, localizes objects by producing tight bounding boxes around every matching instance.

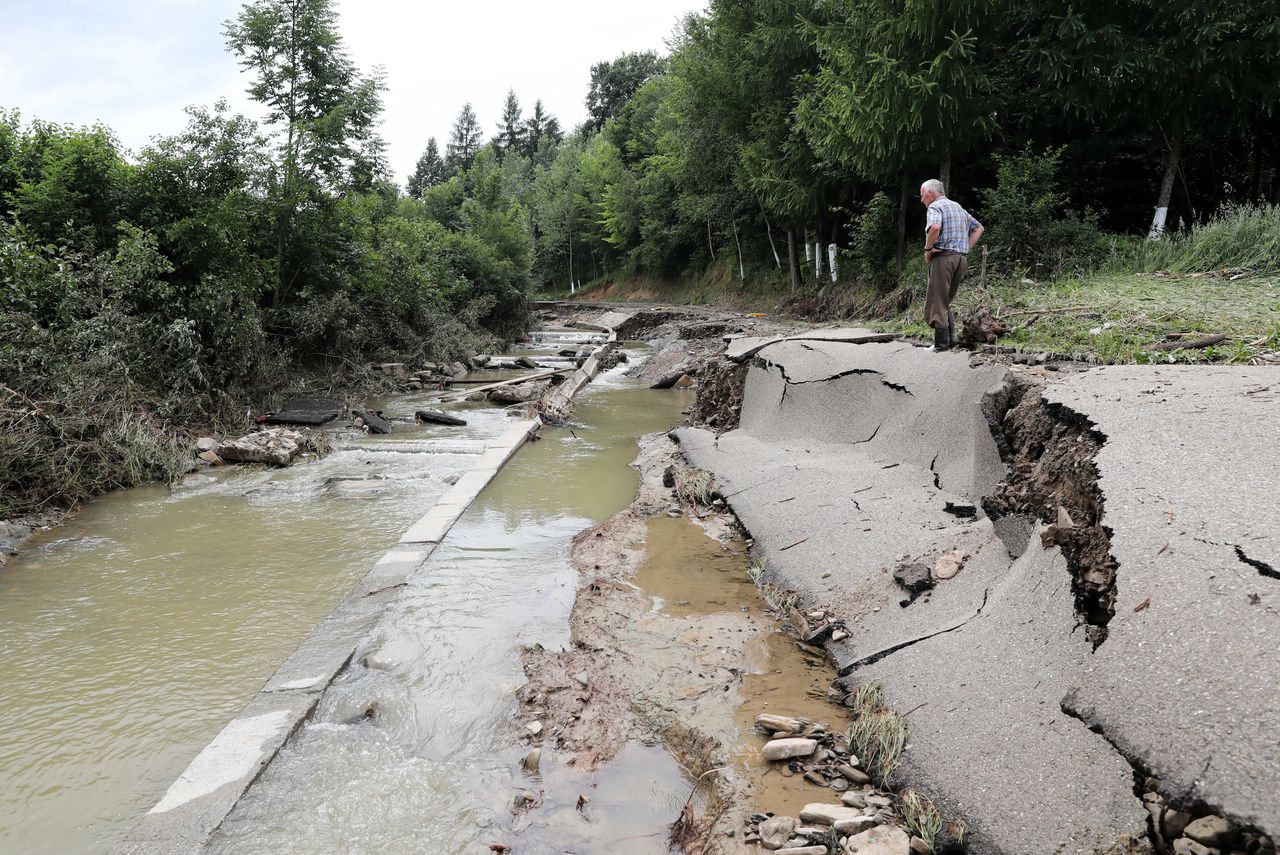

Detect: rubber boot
[947,311,955,348]
[931,326,949,352]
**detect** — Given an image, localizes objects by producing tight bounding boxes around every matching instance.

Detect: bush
[979,147,1108,279]
[847,191,899,290]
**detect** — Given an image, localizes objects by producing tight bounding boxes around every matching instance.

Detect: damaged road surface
[675,333,1279,854]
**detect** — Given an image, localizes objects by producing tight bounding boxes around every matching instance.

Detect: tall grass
[1114,203,1280,275]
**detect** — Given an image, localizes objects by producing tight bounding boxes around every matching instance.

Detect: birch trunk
[1148,128,1184,239]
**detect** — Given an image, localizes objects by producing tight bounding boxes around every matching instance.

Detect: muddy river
[2,337,844,854]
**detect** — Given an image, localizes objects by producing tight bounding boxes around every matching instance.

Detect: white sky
[0,0,706,184]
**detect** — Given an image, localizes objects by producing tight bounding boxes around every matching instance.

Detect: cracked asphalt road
[676,331,1279,852]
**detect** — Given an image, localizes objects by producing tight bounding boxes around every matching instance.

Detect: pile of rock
[747,714,926,855]
[207,428,313,467]
[1142,784,1274,855]
[371,360,473,391]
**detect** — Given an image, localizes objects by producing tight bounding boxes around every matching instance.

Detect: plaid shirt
[926,197,982,254]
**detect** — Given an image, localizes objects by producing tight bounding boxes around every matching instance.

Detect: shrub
[979,147,1108,278]
[847,191,899,290]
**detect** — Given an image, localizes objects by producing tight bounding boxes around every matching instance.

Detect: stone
[798,803,867,826]
[1173,840,1219,855]
[217,428,308,467]
[525,721,543,737]
[841,792,867,808]
[831,778,850,792]
[833,816,879,834]
[775,847,827,855]
[488,381,547,404]
[933,551,965,580]
[1163,809,1193,839]
[471,355,490,367]
[894,563,934,593]
[415,409,467,426]
[197,450,224,466]
[760,816,796,850]
[195,437,218,452]
[864,795,892,807]
[763,738,819,761]
[832,630,849,642]
[843,767,871,786]
[909,837,932,854]
[514,356,539,370]
[521,748,541,772]
[842,824,910,855]
[352,409,393,434]
[264,396,343,426]
[573,671,590,688]
[757,714,806,734]
[1184,816,1236,848]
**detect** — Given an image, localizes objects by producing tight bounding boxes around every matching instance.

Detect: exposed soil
[983,383,1120,645]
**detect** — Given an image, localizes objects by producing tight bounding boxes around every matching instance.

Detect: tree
[407,137,448,198]
[495,90,523,157]
[446,102,484,172]
[521,99,563,158]
[224,0,386,306]
[584,51,666,135]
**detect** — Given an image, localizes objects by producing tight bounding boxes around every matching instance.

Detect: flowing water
[210,364,696,854]
[0,355,581,854]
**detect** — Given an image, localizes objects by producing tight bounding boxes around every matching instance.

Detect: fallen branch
[1148,334,1227,352]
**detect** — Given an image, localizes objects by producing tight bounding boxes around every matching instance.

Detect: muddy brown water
[633,514,850,819]
[0,344,606,854]
[209,366,698,854]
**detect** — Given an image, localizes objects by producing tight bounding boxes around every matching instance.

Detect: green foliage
[407,137,449,198]
[1120,204,1280,275]
[445,102,484,172]
[847,192,899,290]
[584,51,666,136]
[978,148,1107,277]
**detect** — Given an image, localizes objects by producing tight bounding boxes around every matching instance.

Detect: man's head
[919,179,945,206]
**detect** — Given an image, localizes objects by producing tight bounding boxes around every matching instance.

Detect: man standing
[920,179,984,351]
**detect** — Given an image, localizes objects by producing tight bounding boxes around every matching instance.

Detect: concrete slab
[724,327,898,363]
[1046,367,1280,835]
[117,691,317,854]
[852,531,1148,854]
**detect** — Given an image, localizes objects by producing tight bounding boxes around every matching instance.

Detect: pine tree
[445,102,483,172]
[407,137,448,197]
[496,90,523,157]
[521,99,562,157]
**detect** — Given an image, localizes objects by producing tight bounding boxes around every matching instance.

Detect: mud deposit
[519,433,847,853]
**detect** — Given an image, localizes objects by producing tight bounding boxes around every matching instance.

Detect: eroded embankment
[671,335,1278,855]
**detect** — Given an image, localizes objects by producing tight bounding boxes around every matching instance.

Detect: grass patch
[870,270,1280,364]
[845,681,909,785]
[671,463,716,507]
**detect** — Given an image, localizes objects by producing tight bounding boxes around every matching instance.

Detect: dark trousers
[926,252,966,329]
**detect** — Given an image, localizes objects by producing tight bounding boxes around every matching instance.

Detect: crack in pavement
[1235,545,1280,580]
[756,357,913,394]
[837,588,992,675]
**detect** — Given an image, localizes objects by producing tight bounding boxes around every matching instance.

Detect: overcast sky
[1,0,706,183]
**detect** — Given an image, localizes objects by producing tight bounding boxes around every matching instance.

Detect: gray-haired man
[920,179,984,351]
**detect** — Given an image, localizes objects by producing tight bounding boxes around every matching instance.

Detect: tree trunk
[1149,128,1184,239]
[764,215,781,268]
[939,148,952,193]
[787,229,801,294]
[896,173,909,274]
[814,221,824,283]
[829,219,840,283]
[707,221,716,260]
[731,220,744,283]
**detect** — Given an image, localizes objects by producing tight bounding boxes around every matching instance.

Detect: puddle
[629,515,848,819]
[632,515,752,617]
